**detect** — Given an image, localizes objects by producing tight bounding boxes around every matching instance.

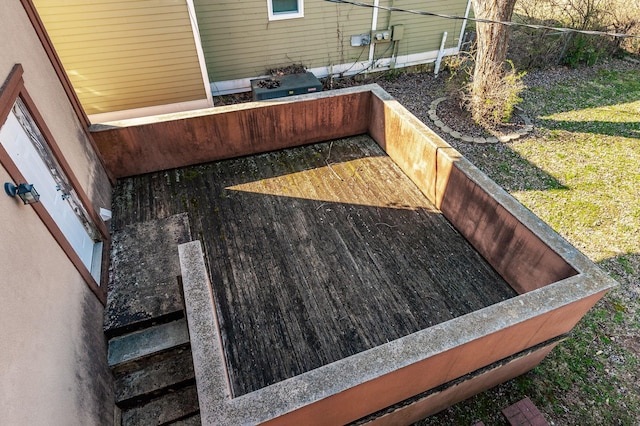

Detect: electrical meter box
[392,25,404,41]
[250,72,323,101]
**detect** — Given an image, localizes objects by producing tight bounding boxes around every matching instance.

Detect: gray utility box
[250,72,322,101]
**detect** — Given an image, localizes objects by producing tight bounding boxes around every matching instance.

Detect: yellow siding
[34,0,207,115]
[194,0,468,82]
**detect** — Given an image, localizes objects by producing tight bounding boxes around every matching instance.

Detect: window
[268,0,304,20]
[0,64,108,303]
[2,99,104,283]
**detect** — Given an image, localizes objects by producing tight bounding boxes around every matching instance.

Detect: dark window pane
[273,0,298,13]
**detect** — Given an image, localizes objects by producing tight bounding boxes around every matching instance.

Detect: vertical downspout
[457,0,473,51]
[367,0,380,69]
[186,0,214,106]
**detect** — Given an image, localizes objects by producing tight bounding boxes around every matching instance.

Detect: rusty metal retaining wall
[100,85,616,425]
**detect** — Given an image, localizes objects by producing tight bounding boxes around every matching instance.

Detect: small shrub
[508,16,568,69]
[610,0,640,55]
[509,0,637,68]
[502,61,527,121]
[563,33,615,67]
[443,49,527,129]
[442,51,474,98]
[382,68,404,81]
[463,60,527,128]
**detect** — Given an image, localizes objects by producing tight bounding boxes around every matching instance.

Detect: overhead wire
[325,0,640,40]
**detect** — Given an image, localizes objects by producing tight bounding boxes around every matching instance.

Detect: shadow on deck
[96,85,616,425]
[111,136,516,398]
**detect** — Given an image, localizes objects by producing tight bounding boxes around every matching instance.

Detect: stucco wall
[1,1,111,211]
[0,1,113,425]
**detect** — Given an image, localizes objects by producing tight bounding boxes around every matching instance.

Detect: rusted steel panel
[262,291,605,426]
[92,91,371,178]
[439,165,578,294]
[367,344,557,426]
[369,91,576,294]
[110,86,615,425]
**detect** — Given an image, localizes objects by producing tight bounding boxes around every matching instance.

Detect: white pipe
[434,32,448,76]
[367,0,380,69]
[186,0,214,106]
[457,0,473,51]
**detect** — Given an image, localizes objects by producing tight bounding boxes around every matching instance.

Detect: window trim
[1,64,109,305]
[267,0,304,21]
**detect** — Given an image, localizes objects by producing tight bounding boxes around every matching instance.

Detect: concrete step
[106,310,186,341]
[168,413,201,426]
[108,318,190,372]
[120,384,200,426]
[115,347,196,405]
[105,213,191,338]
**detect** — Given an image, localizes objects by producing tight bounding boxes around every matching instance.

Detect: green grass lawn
[515,69,640,261]
[420,66,640,425]
[216,61,639,424]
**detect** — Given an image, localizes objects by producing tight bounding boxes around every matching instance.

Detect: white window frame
[267,0,304,21]
[2,100,103,283]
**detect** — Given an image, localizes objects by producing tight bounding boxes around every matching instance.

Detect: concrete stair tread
[121,384,200,426]
[108,318,190,369]
[167,413,201,425]
[105,213,191,336]
[115,347,196,404]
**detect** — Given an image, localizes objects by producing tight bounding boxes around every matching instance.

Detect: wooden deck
[112,135,517,397]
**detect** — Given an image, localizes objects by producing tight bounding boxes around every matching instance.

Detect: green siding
[386,0,465,55]
[195,0,468,82]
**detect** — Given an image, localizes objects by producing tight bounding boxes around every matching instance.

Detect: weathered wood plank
[111,136,517,397]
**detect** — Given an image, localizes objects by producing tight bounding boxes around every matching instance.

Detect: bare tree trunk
[470,0,518,123]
